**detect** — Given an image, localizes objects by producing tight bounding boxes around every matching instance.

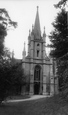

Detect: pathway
[2,95,50,103]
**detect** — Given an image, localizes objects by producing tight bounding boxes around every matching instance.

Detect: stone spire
[43,26,46,37]
[34,6,41,38]
[23,42,26,60]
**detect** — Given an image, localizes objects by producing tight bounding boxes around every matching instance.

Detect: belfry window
[37,43,39,46]
[37,50,39,57]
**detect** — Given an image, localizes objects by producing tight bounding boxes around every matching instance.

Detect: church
[22,6,58,95]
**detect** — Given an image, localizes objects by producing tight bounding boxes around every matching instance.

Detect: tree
[49,8,68,90]
[0,8,17,103]
[0,8,17,58]
[54,0,68,8]
[5,62,25,95]
[49,9,67,58]
[0,56,27,103]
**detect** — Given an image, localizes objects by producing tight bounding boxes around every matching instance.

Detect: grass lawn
[0,94,68,115]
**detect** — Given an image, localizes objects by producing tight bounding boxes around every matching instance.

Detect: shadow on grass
[0,102,16,108]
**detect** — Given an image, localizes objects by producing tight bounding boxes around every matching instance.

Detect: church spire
[43,26,46,38]
[34,6,41,38]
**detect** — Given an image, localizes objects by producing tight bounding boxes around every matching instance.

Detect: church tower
[28,6,47,95]
[22,6,58,95]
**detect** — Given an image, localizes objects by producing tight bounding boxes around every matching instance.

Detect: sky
[0,0,60,59]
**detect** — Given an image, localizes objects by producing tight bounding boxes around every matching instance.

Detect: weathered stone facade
[22,7,58,95]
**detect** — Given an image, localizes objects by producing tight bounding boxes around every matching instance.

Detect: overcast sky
[0,0,60,59]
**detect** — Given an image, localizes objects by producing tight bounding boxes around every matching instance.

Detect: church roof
[34,6,41,38]
[26,55,30,58]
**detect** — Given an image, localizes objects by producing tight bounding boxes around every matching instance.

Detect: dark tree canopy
[0,8,18,103]
[0,8,17,57]
[0,60,25,102]
[49,9,67,59]
[54,0,68,8]
[0,8,17,29]
[49,3,68,90]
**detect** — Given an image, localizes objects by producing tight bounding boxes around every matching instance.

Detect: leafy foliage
[0,8,17,29]
[50,9,67,58]
[0,58,26,103]
[54,0,68,8]
[0,8,18,103]
[0,24,7,56]
[49,8,68,90]
[0,8,17,57]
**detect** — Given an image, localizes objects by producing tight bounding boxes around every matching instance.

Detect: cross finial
[44,26,45,31]
[44,26,45,33]
[37,6,39,11]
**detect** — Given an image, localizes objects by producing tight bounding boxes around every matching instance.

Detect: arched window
[34,65,41,81]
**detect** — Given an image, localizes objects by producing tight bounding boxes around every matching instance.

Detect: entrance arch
[34,65,41,94]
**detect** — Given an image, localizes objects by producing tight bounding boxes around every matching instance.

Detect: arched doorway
[34,65,41,94]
